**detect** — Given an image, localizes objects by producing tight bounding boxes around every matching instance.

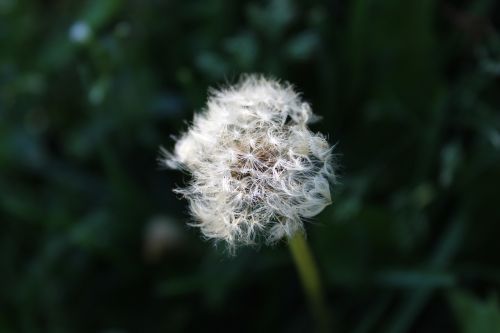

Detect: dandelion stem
[288,231,330,333]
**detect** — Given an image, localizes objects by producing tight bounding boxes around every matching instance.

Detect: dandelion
[161,74,335,331]
[161,74,336,251]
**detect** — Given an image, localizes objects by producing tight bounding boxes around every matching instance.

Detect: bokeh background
[1,0,500,332]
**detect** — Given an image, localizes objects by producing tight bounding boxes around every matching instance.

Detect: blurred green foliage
[1,0,500,332]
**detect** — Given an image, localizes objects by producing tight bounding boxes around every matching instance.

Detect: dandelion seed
[161,74,336,252]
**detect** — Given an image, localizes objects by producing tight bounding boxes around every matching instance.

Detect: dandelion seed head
[162,75,336,252]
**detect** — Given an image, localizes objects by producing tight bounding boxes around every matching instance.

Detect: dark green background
[1,0,500,332]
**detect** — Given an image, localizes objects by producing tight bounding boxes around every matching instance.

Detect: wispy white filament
[161,75,335,251]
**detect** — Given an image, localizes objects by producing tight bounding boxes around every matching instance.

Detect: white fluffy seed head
[161,74,336,252]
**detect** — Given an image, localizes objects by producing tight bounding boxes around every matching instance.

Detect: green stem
[288,231,330,333]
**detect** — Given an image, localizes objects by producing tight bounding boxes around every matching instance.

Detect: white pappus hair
[161,74,336,252]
